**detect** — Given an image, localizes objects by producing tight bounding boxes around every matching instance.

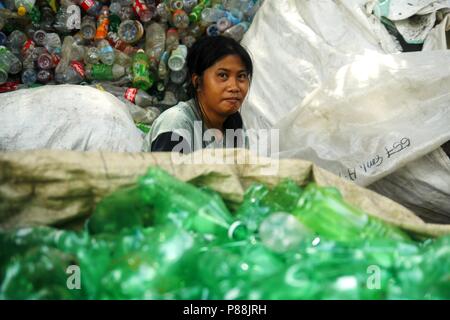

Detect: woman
[145,35,253,153]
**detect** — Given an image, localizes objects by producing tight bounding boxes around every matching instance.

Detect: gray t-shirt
[143,99,249,152]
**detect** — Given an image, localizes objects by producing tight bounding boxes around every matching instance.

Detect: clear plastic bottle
[165,28,179,52]
[80,15,97,40]
[43,33,62,55]
[21,68,37,85]
[113,48,132,68]
[118,3,134,21]
[155,2,170,23]
[217,16,232,32]
[169,65,187,84]
[132,0,153,23]
[118,19,144,44]
[182,0,197,13]
[222,21,249,42]
[97,39,115,65]
[167,44,187,71]
[200,7,225,26]
[84,46,100,64]
[5,30,27,56]
[0,45,22,74]
[145,22,166,61]
[169,0,183,11]
[157,51,169,80]
[109,0,122,15]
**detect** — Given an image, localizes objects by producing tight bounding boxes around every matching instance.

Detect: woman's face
[195,54,250,117]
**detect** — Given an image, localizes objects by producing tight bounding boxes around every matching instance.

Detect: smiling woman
[144,35,253,153]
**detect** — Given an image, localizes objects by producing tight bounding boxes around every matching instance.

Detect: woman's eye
[238,73,248,80]
[218,73,228,79]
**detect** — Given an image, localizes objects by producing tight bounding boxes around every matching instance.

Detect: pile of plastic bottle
[0,0,263,111]
[1,167,449,299]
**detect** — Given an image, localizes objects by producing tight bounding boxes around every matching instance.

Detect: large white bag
[0,85,144,152]
[241,0,450,186]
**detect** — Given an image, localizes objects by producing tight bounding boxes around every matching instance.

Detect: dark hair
[186,35,253,99]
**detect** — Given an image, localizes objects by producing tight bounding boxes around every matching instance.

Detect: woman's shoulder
[157,100,197,123]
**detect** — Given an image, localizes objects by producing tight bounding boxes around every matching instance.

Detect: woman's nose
[228,78,240,92]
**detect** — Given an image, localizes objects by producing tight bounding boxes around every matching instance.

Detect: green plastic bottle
[132,49,153,91]
[0,246,83,300]
[292,184,411,242]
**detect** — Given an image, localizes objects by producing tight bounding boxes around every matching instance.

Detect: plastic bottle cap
[17,6,27,16]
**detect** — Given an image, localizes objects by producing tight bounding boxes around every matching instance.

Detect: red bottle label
[124,88,138,103]
[51,54,61,66]
[133,0,147,15]
[22,39,35,52]
[71,61,85,77]
[80,0,95,11]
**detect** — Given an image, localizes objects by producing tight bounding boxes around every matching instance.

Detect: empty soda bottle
[223,21,249,42]
[118,19,144,44]
[21,67,37,85]
[183,0,198,13]
[37,52,54,70]
[78,0,101,16]
[165,27,179,52]
[259,212,312,253]
[0,67,8,84]
[132,49,153,90]
[97,39,115,65]
[132,0,153,22]
[172,9,189,29]
[36,69,52,83]
[201,7,225,26]
[167,44,187,71]
[169,0,184,11]
[84,46,100,64]
[108,13,121,33]
[94,5,110,40]
[15,0,36,16]
[80,15,96,40]
[217,16,232,32]
[85,63,126,81]
[0,45,22,74]
[95,82,157,107]
[155,1,170,23]
[43,32,61,55]
[5,30,27,56]
[32,29,47,46]
[293,184,411,242]
[169,64,186,84]
[145,22,166,61]
[157,51,169,80]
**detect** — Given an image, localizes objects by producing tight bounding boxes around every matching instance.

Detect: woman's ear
[192,74,202,91]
